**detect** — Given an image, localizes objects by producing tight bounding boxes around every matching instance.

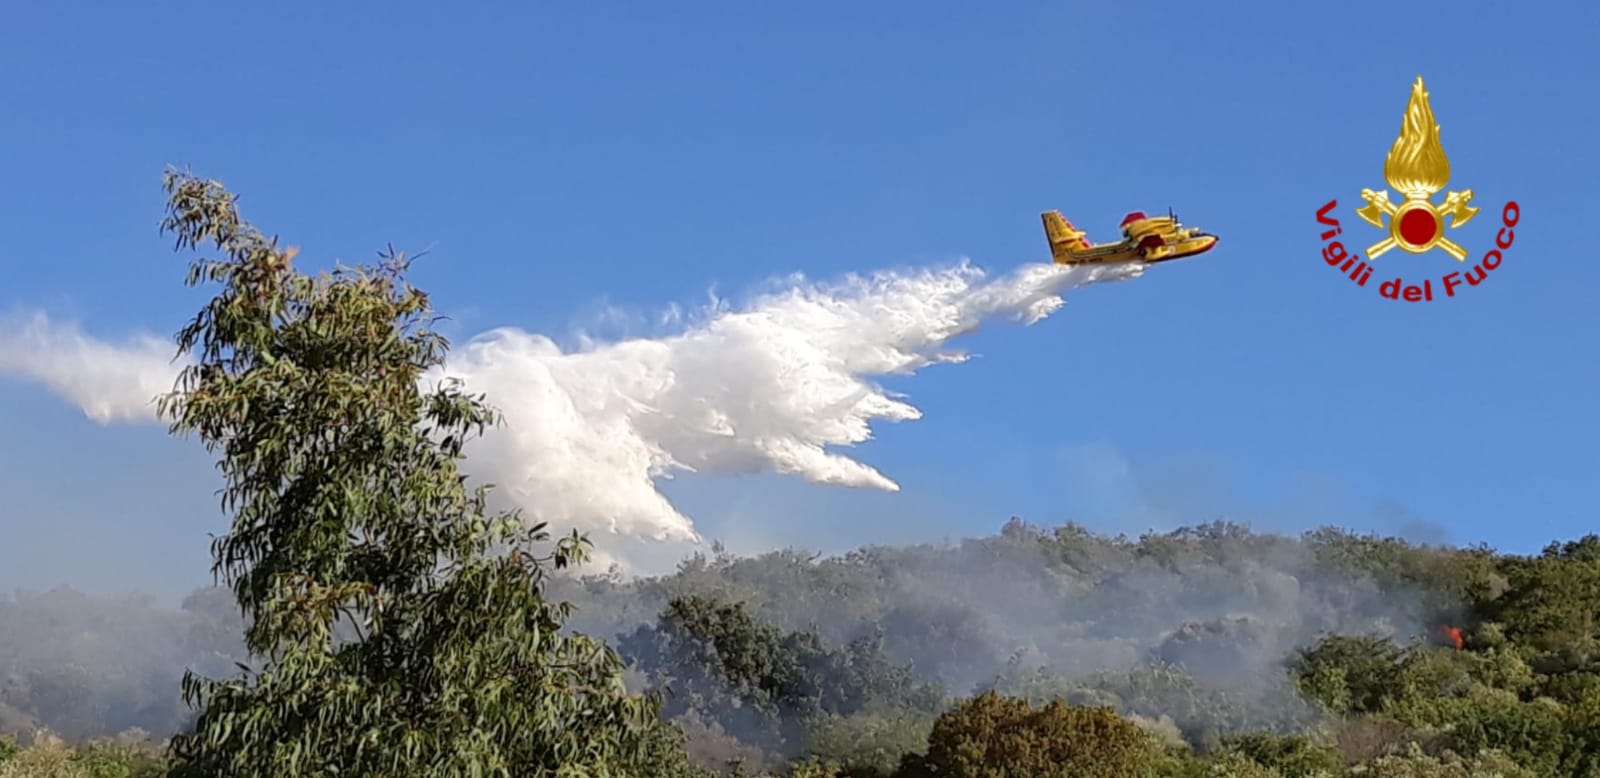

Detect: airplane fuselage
[1055,243,1144,265]
[1043,210,1219,266]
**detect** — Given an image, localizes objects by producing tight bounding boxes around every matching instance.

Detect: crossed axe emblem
[1355,188,1480,261]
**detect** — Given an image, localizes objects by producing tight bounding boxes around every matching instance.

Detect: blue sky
[2,3,1597,600]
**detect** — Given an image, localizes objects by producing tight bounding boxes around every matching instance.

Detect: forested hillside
[6,519,1600,776]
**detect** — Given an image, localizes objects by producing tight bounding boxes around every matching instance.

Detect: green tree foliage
[1484,536,1600,670]
[1192,752,1286,778]
[0,735,166,778]
[896,691,1164,778]
[1348,742,1536,778]
[620,596,942,770]
[16,514,1600,775]
[151,171,674,777]
[1291,636,1411,715]
[798,710,936,777]
[1214,733,1341,778]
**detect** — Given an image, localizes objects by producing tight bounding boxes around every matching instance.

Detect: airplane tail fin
[1042,210,1089,260]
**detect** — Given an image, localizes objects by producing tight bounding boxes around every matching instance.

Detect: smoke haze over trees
[8,517,1600,775]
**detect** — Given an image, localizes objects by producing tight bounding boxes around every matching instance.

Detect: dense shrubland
[3,174,1596,775]
[8,523,1600,776]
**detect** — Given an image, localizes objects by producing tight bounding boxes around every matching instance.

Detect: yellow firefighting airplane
[1042,209,1218,265]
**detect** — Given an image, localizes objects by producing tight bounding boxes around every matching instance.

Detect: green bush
[898,691,1166,778]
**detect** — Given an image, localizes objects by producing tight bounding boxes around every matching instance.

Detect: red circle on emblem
[1399,209,1438,246]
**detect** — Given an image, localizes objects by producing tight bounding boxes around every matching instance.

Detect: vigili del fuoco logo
[1315,76,1519,301]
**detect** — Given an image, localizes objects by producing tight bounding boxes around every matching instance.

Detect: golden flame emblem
[1355,77,1480,261]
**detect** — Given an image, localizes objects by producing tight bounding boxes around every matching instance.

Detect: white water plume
[0,259,1144,569]
[0,310,182,424]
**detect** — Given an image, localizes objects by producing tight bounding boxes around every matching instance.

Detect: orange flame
[1438,625,1463,650]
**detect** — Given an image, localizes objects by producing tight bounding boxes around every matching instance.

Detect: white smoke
[0,259,1144,571]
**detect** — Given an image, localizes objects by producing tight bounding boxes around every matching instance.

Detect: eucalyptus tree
[154,171,680,777]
